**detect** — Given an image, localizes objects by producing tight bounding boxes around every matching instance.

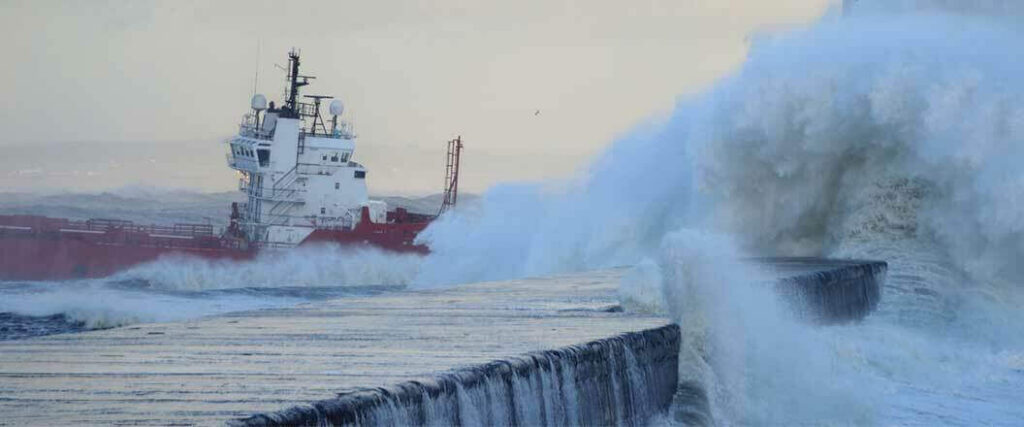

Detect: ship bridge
[226,49,381,246]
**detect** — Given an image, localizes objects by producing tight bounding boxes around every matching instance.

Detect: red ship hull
[0,212,430,281]
[0,233,254,281]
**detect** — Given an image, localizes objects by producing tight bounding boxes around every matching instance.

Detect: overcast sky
[1,0,834,195]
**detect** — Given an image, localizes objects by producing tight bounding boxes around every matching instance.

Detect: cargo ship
[0,50,463,281]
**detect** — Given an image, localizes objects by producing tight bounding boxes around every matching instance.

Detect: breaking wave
[0,280,307,331]
[0,245,418,336]
[420,10,1024,292]
[112,244,421,291]
[415,2,1024,424]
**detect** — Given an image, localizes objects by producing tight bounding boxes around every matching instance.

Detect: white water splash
[111,244,421,291]
[0,280,305,329]
[0,244,418,331]
[602,4,1024,424]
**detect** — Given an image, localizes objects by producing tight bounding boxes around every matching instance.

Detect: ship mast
[439,136,463,215]
[283,49,313,118]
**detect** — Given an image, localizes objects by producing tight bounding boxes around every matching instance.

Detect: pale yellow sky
[0,0,834,195]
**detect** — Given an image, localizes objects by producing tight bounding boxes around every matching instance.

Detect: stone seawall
[236,325,680,426]
[770,258,887,324]
[670,258,888,426]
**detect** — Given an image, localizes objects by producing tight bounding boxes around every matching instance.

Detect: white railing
[275,165,299,190]
[238,122,274,140]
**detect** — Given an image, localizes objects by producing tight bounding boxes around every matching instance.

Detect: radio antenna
[251,40,261,98]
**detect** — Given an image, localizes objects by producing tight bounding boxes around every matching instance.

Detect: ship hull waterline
[0,223,429,282]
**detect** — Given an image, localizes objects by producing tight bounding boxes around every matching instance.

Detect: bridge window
[354,170,365,179]
[331,154,339,162]
[320,207,326,214]
[335,182,340,189]
[257,149,270,167]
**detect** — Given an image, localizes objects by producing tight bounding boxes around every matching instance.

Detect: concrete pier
[0,259,885,425]
[0,270,674,425]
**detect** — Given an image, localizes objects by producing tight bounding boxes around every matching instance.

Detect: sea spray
[414,8,1024,422]
[647,231,875,425]
[113,244,421,291]
[0,243,416,335]
[845,0,1024,18]
[689,13,1024,289]
[617,259,665,314]
[0,279,300,330]
[414,4,1024,298]
[414,123,698,287]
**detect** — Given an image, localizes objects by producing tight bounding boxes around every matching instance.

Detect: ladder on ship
[265,165,303,226]
[438,136,463,215]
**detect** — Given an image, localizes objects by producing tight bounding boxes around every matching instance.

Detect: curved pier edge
[232,324,681,426]
[773,259,887,324]
[665,259,889,426]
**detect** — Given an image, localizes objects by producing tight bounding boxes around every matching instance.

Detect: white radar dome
[329,99,345,116]
[251,94,267,111]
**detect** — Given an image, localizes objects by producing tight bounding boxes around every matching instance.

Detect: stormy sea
[3,1,1023,425]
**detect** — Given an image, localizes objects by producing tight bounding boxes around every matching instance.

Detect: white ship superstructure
[226,50,385,246]
[0,49,453,281]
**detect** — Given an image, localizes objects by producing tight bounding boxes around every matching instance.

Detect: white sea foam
[653,231,877,425]
[0,280,305,329]
[111,244,422,291]
[0,244,420,330]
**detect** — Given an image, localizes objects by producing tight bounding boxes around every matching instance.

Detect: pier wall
[669,259,888,426]
[772,259,886,324]
[236,325,680,426]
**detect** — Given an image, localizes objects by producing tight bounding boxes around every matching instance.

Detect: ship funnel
[251,94,268,111]
[329,99,345,116]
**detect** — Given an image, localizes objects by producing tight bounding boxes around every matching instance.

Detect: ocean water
[4,1,1024,425]
[0,280,401,341]
[0,245,420,340]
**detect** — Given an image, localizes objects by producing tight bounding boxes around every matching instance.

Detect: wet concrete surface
[0,270,669,425]
[0,259,886,425]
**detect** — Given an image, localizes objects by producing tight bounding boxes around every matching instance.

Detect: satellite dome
[329,99,345,116]
[251,94,267,111]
